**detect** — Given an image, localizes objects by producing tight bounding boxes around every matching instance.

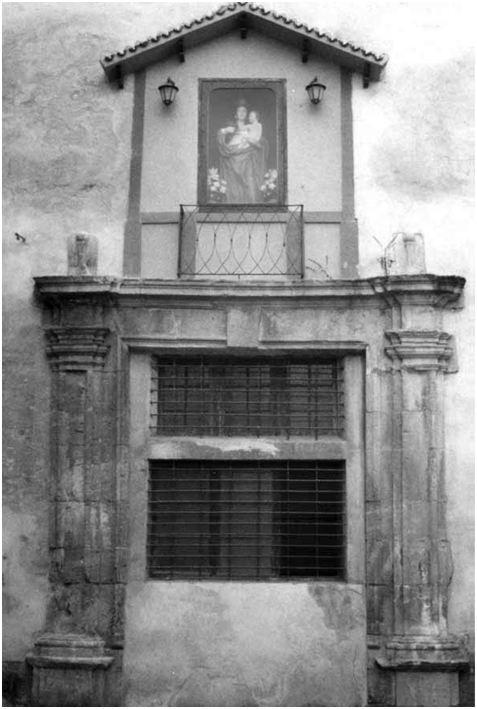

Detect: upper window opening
[150,356,344,438]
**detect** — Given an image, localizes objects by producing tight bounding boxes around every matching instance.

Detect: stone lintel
[385,330,453,371]
[376,635,469,672]
[45,327,110,371]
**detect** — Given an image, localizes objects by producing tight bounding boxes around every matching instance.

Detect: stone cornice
[385,330,453,371]
[45,327,110,371]
[34,275,465,310]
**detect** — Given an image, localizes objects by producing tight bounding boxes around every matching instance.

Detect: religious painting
[198,79,287,206]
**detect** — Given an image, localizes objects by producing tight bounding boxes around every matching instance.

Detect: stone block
[402,373,426,411]
[56,501,85,551]
[67,234,98,276]
[367,647,394,706]
[227,307,260,348]
[366,584,394,636]
[366,525,393,586]
[396,670,459,707]
[385,232,426,276]
[397,584,442,636]
[365,421,393,501]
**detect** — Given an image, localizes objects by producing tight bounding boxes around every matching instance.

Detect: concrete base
[27,633,113,707]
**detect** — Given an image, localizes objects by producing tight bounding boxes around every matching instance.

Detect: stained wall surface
[3,0,474,700]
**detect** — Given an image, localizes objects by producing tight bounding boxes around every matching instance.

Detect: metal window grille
[147,460,346,580]
[150,357,344,437]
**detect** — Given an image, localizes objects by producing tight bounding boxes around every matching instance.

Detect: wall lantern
[158,77,179,106]
[306,77,326,105]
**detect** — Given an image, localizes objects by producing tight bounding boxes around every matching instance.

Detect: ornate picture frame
[198,79,287,206]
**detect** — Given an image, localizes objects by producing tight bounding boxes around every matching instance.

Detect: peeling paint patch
[149,438,280,458]
[307,583,365,637]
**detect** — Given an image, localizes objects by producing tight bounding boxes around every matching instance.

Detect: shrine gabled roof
[101,2,388,86]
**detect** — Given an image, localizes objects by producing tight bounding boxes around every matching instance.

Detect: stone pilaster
[35,325,128,706]
[378,330,468,706]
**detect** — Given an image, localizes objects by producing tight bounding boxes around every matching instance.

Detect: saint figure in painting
[217,101,267,203]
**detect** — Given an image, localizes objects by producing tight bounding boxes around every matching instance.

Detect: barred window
[147,460,346,580]
[150,357,344,437]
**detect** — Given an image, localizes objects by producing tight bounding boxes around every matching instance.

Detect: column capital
[45,327,110,371]
[385,330,453,371]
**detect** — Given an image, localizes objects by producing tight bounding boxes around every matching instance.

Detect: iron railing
[179,204,303,277]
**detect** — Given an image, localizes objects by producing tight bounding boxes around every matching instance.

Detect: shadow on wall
[2,662,31,707]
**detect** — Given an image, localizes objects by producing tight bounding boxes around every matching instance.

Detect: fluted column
[379,330,467,706]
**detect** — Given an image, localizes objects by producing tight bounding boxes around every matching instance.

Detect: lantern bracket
[363,62,371,88]
[240,13,248,39]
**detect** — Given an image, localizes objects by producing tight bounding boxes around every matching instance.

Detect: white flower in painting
[260,169,278,201]
[207,167,227,202]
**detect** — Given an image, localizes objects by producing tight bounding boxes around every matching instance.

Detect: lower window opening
[147,460,346,581]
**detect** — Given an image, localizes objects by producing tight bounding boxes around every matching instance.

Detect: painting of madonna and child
[205,88,280,206]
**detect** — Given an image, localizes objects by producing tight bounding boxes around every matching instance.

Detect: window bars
[147,460,346,581]
[150,357,344,438]
[179,204,303,277]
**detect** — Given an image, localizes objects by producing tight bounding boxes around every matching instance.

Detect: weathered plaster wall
[3,0,474,690]
[124,581,366,707]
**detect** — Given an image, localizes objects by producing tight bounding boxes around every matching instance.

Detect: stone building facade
[3,2,474,707]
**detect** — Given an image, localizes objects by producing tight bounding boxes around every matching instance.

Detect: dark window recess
[150,357,344,437]
[147,460,346,580]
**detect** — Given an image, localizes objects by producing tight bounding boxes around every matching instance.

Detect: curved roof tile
[101,2,388,84]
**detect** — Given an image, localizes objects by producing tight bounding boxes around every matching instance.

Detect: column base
[376,636,468,707]
[27,633,113,707]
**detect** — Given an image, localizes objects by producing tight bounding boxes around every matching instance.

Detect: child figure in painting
[243,110,262,146]
[221,109,262,149]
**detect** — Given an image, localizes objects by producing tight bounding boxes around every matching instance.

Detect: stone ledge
[385,330,453,371]
[34,274,465,308]
[45,327,110,371]
[27,632,114,666]
[27,655,114,670]
[375,635,469,673]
